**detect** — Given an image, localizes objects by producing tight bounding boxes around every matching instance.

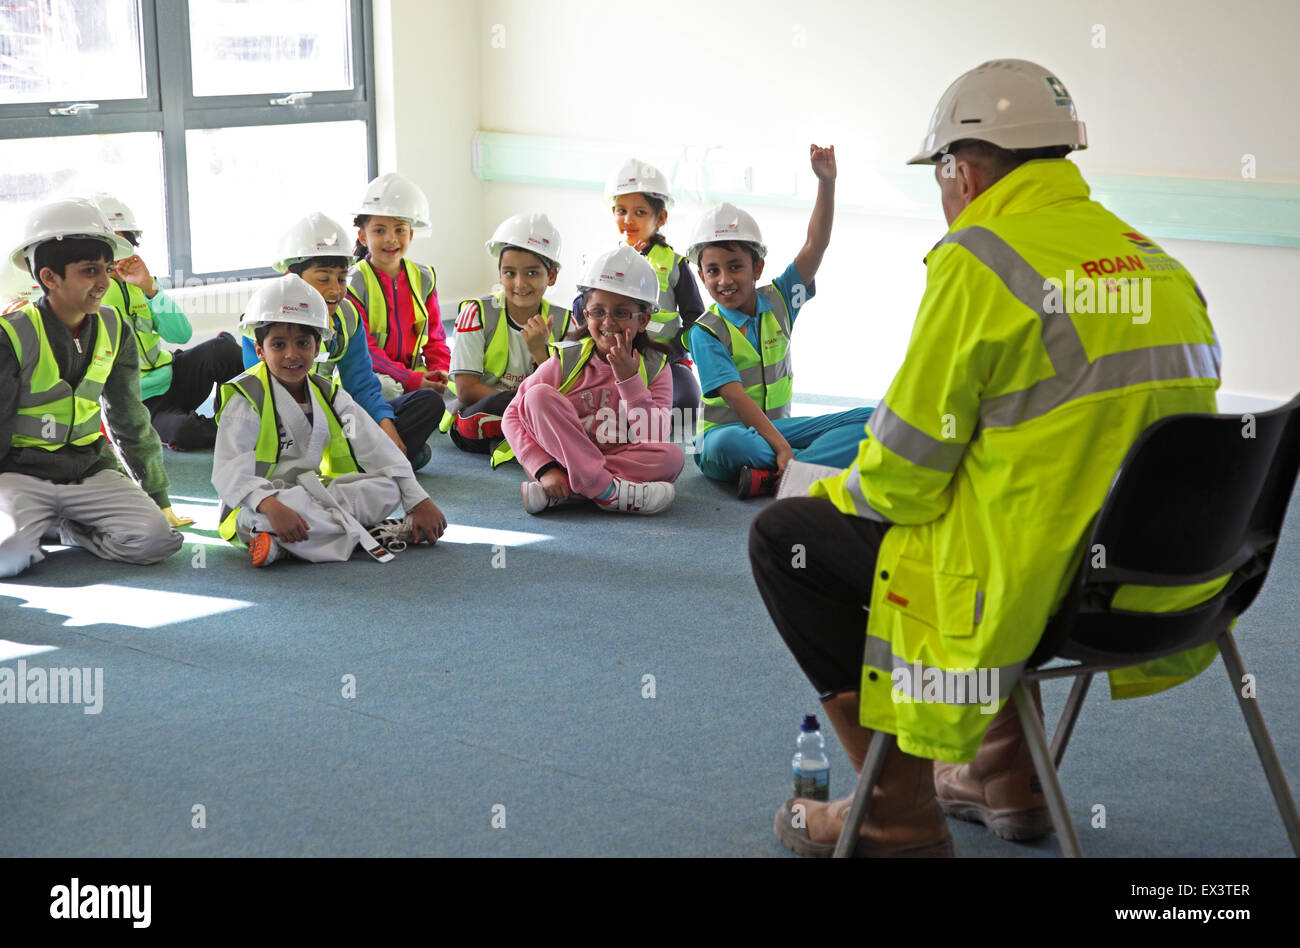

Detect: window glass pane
[0,132,169,275]
[188,0,353,97]
[0,0,146,104]
[186,121,367,273]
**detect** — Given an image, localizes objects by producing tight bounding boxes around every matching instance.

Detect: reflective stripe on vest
[693,286,793,434]
[644,242,683,344]
[555,337,668,395]
[314,298,362,380]
[462,292,571,381]
[215,361,362,542]
[103,278,172,373]
[350,258,434,369]
[0,303,121,449]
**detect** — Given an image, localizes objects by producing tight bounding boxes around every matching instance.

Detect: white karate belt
[295,472,395,564]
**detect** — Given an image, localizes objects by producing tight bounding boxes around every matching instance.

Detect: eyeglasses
[584,306,645,322]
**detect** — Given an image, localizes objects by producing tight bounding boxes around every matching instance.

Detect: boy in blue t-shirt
[687,145,873,498]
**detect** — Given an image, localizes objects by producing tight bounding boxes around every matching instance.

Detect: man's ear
[547,267,558,287]
[753,257,766,282]
[37,266,57,293]
[957,159,983,204]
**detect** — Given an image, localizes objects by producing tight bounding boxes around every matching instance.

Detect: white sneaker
[369,517,414,552]
[593,477,676,515]
[521,481,566,515]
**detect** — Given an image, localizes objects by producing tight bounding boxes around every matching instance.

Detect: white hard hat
[907,59,1088,165]
[8,198,136,275]
[274,212,357,273]
[91,192,141,237]
[685,202,767,265]
[354,172,431,232]
[484,212,562,270]
[1,260,42,307]
[240,274,334,343]
[575,244,661,313]
[605,158,674,210]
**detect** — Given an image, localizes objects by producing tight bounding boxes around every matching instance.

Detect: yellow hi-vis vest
[809,160,1222,762]
[348,258,435,369]
[644,242,685,345]
[0,303,122,449]
[455,292,574,468]
[315,298,362,380]
[102,278,173,374]
[214,360,362,541]
[555,336,668,394]
[459,291,572,382]
[692,286,793,435]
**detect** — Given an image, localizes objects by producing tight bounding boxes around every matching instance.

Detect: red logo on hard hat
[614,271,624,278]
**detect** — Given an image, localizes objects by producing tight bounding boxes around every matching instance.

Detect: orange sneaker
[248,532,282,567]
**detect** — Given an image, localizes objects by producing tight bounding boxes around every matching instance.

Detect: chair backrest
[1033,393,1300,666]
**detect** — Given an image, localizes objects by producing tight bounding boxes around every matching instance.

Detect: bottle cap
[801,713,820,732]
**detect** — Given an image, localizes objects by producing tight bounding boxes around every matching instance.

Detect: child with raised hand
[93,192,244,453]
[573,158,704,420]
[687,145,874,499]
[241,212,443,471]
[213,274,446,567]
[346,172,451,401]
[503,244,683,516]
[448,212,574,465]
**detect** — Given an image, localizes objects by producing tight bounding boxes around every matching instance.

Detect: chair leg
[1014,681,1083,857]
[1050,673,1093,770]
[833,730,893,858]
[1218,631,1300,856]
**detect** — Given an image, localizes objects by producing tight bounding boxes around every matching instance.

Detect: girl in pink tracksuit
[502,245,684,515]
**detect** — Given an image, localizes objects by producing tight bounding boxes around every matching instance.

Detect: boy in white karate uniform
[212,274,446,566]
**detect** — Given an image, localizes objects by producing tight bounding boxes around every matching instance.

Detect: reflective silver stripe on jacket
[228,371,275,477]
[864,636,1023,703]
[867,401,965,474]
[938,226,1220,431]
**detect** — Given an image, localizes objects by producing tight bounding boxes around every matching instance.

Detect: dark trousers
[670,360,701,415]
[449,389,515,454]
[389,388,444,461]
[749,497,891,699]
[144,332,244,450]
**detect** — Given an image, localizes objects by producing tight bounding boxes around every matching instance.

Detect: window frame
[0,0,378,281]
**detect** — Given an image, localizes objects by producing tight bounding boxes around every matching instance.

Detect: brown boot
[933,682,1052,841]
[774,693,953,858]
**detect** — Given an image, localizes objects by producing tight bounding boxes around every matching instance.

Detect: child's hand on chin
[607,329,640,382]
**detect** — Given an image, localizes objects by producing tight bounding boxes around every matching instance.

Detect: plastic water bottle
[792,713,830,801]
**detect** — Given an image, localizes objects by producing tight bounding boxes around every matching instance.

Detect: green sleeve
[147,289,193,345]
[101,318,172,508]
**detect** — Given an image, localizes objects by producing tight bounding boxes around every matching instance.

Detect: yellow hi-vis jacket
[811,160,1222,762]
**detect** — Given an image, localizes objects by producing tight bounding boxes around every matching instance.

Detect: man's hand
[162,506,194,528]
[810,143,837,182]
[379,418,406,455]
[114,255,158,298]
[257,495,310,543]
[406,498,447,544]
[539,468,571,501]
[607,326,640,382]
[520,312,553,365]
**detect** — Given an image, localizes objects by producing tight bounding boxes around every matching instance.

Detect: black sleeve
[675,258,705,330]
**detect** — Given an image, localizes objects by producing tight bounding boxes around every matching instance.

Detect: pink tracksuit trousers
[502,350,685,498]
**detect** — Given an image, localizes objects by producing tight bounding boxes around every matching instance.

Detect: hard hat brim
[10,230,136,275]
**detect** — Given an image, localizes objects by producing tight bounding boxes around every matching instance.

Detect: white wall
[456,0,1300,403]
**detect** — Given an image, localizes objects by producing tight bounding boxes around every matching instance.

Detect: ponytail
[352,214,370,259]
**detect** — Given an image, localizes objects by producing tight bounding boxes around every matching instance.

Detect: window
[0,0,376,280]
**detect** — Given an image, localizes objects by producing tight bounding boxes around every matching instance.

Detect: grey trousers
[0,469,183,578]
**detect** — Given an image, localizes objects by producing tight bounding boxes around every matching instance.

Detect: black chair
[836,394,1300,858]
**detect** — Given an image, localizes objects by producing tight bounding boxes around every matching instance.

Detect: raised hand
[810,144,837,182]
